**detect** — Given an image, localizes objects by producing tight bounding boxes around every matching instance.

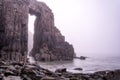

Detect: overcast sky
[29,0,120,57]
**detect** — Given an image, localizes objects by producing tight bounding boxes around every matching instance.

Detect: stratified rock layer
[0,0,29,62]
[29,0,75,61]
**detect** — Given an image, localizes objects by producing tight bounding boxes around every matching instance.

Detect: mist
[29,0,120,57]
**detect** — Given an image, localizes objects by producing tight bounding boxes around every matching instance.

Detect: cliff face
[0,0,75,62]
[0,0,4,51]
[29,0,75,61]
[0,0,29,62]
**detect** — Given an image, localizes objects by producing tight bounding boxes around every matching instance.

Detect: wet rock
[1,61,120,80]
[74,56,87,60]
[0,74,4,80]
[4,70,15,77]
[74,68,83,71]
[55,68,67,73]
[41,76,56,80]
[0,61,7,66]
[104,70,120,80]
[10,62,24,66]
[4,76,22,80]
[22,74,32,80]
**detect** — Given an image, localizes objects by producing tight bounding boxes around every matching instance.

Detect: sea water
[38,56,120,73]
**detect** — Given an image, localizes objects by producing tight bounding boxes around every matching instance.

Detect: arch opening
[28,14,36,62]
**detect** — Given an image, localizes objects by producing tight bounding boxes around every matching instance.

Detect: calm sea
[37,56,120,73]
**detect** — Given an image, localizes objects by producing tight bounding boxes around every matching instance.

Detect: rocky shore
[0,61,120,80]
[0,0,120,80]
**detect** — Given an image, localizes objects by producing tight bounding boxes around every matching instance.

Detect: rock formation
[0,0,74,62]
[29,0,75,61]
[1,61,120,80]
[1,0,120,80]
[0,0,29,62]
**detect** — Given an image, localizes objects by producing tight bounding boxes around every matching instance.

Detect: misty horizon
[28,0,120,57]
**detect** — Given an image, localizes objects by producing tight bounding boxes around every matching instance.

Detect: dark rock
[10,62,24,66]
[74,68,83,71]
[4,76,22,80]
[41,76,56,80]
[0,74,4,80]
[104,70,120,80]
[55,68,67,73]
[0,61,7,66]
[74,56,87,60]
[1,61,120,80]
[0,0,75,62]
[0,0,29,62]
[29,0,75,61]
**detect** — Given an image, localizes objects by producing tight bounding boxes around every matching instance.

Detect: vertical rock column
[0,0,7,60]
[0,0,29,62]
[0,0,5,57]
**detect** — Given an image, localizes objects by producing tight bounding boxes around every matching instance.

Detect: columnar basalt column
[0,0,29,62]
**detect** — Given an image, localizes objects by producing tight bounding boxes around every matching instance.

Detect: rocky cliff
[0,0,120,80]
[29,0,75,61]
[0,0,75,62]
[0,0,29,62]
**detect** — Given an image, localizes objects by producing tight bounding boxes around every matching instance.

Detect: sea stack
[29,0,75,61]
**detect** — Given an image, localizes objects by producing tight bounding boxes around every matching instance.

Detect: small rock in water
[74,56,87,60]
[55,68,67,73]
[74,68,83,71]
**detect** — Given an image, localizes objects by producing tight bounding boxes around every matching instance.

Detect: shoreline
[0,61,120,80]
[36,57,120,74]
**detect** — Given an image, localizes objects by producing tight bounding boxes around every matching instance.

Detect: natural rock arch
[0,0,75,62]
[29,0,75,61]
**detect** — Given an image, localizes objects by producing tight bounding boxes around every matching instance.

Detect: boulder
[74,68,83,71]
[41,76,56,80]
[4,76,22,80]
[74,56,87,60]
[55,68,67,73]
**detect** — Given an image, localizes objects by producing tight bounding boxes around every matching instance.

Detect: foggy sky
[29,0,120,57]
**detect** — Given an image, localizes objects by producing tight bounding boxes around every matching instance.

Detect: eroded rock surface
[0,0,120,80]
[0,0,75,62]
[0,0,29,62]
[29,0,75,61]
